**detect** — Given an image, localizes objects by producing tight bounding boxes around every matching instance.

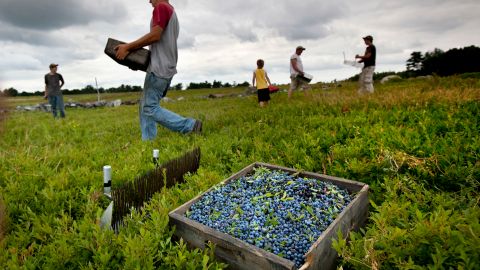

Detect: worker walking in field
[44,63,66,118]
[115,0,202,140]
[356,35,376,94]
[252,59,272,107]
[289,46,311,99]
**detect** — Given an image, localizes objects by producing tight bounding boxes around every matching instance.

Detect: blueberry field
[0,77,479,269]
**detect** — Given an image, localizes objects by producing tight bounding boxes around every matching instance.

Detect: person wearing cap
[44,63,66,118]
[114,0,201,140]
[355,35,376,94]
[289,46,311,99]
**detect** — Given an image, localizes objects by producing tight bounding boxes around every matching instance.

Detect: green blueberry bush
[1,77,478,269]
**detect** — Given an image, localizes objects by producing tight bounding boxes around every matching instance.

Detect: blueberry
[185,169,352,268]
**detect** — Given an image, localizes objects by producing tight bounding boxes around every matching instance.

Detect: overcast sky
[1,0,479,92]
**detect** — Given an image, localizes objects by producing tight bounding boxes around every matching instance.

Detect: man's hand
[115,44,130,60]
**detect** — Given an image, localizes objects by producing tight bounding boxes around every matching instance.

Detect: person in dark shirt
[356,35,376,93]
[44,63,66,118]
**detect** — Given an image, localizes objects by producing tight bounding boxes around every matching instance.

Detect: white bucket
[344,60,363,68]
[343,52,363,68]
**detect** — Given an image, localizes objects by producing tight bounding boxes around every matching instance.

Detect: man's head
[363,35,373,45]
[49,63,58,72]
[296,45,306,55]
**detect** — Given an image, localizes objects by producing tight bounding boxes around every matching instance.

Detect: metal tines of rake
[110,147,201,231]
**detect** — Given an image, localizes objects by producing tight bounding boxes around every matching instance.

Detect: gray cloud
[180,0,347,43]
[2,0,480,92]
[227,21,258,42]
[359,0,479,36]
[260,1,347,40]
[178,31,196,49]
[0,23,55,46]
[0,0,127,30]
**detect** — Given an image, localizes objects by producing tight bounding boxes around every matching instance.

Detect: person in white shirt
[289,46,311,99]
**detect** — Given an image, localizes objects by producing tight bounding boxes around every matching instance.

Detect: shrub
[334,177,480,269]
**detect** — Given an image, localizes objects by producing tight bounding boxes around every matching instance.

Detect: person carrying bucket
[252,59,272,107]
[356,35,376,94]
[114,0,202,140]
[289,46,311,99]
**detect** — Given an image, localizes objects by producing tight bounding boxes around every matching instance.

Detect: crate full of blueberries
[168,162,369,270]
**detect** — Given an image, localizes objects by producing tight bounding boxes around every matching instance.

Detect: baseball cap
[49,63,59,68]
[296,46,306,50]
[362,35,373,41]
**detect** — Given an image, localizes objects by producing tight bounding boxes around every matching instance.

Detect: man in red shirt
[115,0,202,140]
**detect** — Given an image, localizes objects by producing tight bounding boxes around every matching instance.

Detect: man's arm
[59,75,65,88]
[291,58,304,75]
[356,48,372,62]
[252,72,256,87]
[115,25,164,60]
[44,75,48,98]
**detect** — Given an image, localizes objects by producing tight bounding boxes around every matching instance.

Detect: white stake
[103,165,112,196]
[153,149,159,167]
[95,77,100,102]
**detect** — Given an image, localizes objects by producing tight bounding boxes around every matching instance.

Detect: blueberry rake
[102,147,201,231]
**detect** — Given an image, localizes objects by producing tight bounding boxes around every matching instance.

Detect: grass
[0,76,479,269]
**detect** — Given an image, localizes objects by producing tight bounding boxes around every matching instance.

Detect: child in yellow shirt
[252,59,272,107]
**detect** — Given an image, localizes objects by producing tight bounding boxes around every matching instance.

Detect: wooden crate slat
[170,213,296,270]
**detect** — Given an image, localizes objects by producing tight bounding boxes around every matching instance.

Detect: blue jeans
[140,72,195,140]
[48,95,65,118]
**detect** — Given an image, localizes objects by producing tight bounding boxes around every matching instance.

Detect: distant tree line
[405,45,480,77]
[347,45,480,81]
[2,80,251,97]
[185,80,249,90]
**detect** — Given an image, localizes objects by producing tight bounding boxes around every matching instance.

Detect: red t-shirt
[152,3,174,29]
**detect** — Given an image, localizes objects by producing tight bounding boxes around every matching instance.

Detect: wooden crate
[169,162,369,270]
